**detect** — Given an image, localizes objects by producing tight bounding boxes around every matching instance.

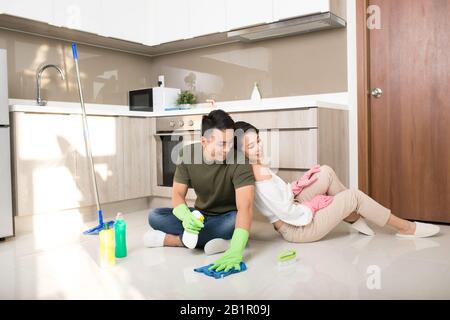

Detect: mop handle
[71,43,102,213]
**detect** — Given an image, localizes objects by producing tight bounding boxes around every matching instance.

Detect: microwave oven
[129,87,180,112]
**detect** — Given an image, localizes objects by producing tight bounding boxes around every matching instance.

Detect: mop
[71,42,114,235]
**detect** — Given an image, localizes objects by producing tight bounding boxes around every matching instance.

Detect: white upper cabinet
[225,0,273,31]
[53,0,101,34]
[100,0,151,44]
[273,0,330,21]
[0,0,345,46]
[188,0,227,38]
[154,0,190,44]
[143,1,158,46]
[0,0,53,23]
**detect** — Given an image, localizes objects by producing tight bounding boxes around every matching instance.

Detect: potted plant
[176,90,197,106]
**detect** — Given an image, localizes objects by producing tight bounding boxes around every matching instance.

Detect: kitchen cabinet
[149,107,348,200]
[100,0,152,44]
[154,0,190,44]
[0,0,53,23]
[0,0,346,51]
[276,129,318,169]
[225,0,273,31]
[74,115,124,206]
[231,107,349,185]
[188,0,227,38]
[11,113,80,215]
[121,117,152,199]
[273,0,346,21]
[11,112,152,216]
[231,108,317,130]
[52,0,101,34]
[76,116,152,205]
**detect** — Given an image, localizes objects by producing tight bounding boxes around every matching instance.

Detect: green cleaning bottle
[114,212,127,258]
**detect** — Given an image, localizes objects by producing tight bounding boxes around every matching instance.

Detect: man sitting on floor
[144,109,255,272]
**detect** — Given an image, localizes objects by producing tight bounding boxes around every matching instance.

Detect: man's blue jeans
[148,207,236,248]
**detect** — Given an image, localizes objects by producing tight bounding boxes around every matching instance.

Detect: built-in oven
[154,115,203,187]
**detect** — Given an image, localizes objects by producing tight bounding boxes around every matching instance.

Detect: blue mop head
[83,221,114,235]
[83,210,114,235]
[194,262,247,279]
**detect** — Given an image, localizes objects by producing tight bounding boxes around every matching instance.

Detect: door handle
[370,88,383,98]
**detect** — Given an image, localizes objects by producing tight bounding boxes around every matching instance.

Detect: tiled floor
[1,209,450,299]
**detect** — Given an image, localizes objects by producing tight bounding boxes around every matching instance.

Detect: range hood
[227,13,346,42]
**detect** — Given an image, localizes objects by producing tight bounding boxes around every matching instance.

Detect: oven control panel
[156,115,202,132]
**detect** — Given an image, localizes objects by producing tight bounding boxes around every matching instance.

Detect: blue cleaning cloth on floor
[194,262,247,279]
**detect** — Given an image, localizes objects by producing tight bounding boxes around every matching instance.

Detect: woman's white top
[254,169,313,226]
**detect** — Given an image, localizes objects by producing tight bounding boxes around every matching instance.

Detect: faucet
[36,64,65,106]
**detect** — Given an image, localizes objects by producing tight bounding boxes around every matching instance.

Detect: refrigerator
[0,49,14,239]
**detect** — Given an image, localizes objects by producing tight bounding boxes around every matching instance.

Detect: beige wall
[0,27,347,105]
[0,28,154,105]
[151,28,348,102]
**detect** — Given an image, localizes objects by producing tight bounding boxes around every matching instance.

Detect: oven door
[154,131,201,187]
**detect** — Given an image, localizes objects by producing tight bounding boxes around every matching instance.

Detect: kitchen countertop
[9,92,348,117]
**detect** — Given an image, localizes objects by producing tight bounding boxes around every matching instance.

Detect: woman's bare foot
[396,221,417,235]
[344,212,360,224]
[273,220,284,231]
[387,214,417,235]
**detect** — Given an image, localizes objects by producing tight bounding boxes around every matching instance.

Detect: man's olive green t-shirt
[173,142,255,215]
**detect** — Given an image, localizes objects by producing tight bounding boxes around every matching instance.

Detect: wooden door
[368,0,450,222]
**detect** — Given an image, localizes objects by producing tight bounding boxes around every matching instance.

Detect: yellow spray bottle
[99,223,115,267]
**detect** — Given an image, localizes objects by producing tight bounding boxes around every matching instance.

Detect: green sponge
[278,249,297,267]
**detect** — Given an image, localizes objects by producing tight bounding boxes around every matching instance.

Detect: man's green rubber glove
[172,203,204,234]
[209,228,249,272]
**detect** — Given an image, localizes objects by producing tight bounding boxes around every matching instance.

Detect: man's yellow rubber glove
[172,203,204,234]
[209,228,249,272]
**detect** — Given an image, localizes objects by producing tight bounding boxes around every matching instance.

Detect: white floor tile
[1,209,449,299]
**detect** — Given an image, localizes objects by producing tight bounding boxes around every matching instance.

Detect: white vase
[251,82,262,102]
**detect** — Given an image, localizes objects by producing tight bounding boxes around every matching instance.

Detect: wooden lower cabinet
[11,112,152,216]
[11,107,348,215]
[232,107,349,186]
